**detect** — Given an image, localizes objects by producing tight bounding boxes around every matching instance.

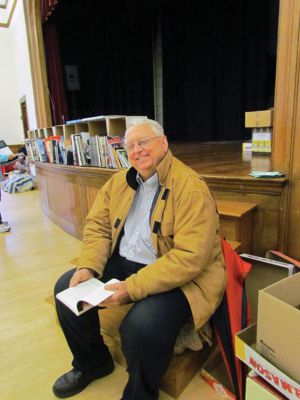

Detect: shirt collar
[136,172,159,190]
[126,150,173,190]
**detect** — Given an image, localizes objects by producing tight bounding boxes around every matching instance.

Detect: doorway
[20,95,29,139]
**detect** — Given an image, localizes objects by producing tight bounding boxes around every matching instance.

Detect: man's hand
[100,281,130,307]
[69,268,94,287]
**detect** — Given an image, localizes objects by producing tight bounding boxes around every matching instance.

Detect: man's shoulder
[104,169,130,193]
[171,156,204,182]
[110,168,128,182]
[169,156,212,196]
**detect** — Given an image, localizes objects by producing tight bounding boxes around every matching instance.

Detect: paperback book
[56,277,119,316]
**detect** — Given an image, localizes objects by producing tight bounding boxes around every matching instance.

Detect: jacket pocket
[160,222,174,237]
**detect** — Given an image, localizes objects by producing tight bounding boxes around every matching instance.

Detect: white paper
[56,277,119,316]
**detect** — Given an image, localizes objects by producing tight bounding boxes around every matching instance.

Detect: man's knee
[120,312,144,343]
[119,306,161,355]
[54,268,76,295]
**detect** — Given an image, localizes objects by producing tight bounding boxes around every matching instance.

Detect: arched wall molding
[23,0,52,128]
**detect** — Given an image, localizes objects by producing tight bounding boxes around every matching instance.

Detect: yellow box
[246,372,287,399]
[245,109,273,128]
[252,128,272,153]
[235,324,300,399]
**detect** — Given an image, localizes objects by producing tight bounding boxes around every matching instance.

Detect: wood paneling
[272,0,300,258]
[286,6,300,258]
[35,163,116,239]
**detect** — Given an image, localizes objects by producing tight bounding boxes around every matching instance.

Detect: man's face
[125,124,168,180]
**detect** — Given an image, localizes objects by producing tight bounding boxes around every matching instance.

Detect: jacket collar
[126,150,173,190]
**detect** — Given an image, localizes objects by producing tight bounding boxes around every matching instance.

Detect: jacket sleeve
[126,176,220,300]
[76,180,112,277]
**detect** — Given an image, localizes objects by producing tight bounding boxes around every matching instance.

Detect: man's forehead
[125,124,154,141]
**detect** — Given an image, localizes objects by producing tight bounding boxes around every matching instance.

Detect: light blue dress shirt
[119,173,159,264]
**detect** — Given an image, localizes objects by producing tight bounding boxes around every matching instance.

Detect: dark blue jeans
[54,252,192,400]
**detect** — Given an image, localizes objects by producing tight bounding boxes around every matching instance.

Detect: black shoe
[53,360,114,398]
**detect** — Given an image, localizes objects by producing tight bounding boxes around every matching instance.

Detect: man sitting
[53,119,227,400]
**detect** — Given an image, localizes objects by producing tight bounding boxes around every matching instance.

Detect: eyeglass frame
[124,136,163,154]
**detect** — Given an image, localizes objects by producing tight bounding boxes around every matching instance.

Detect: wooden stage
[169,140,272,178]
[34,141,287,257]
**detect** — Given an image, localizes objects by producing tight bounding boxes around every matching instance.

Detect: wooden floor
[170,141,272,177]
[0,189,220,400]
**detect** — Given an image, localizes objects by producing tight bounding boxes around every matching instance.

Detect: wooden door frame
[23,0,52,129]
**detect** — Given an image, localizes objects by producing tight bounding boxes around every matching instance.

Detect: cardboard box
[201,346,236,399]
[242,142,252,162]
[245,109,274,128]
[240,254,294,322]
[235,323,300,399]
[252,128,272,153]
[201,253,294,400]
[256,273,300,383]
[106,116,147,136]
[246,372,288,399]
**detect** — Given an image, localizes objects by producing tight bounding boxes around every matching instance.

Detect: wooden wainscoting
[35,162,116,239]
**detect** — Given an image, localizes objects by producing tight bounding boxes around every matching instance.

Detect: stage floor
[169,141,272,178]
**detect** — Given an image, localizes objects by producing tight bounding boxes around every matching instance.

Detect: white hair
[125,119,164,139]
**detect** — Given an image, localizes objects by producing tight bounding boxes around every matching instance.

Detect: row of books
[25,136,66,164]
[25,133,130,169]
[71,132,130,168]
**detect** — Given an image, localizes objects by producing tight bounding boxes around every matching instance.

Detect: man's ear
[162,135,168,151]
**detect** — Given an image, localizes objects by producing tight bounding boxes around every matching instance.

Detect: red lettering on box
[281,380,292,394]
[271,374,279,386]
[248,356,300,397]
[295,387,300,398]
[249,357,257,369]
[257,364,264,374]
[264,370,272,381]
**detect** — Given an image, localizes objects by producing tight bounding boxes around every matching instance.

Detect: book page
[82,278,119,306]
[56,278,119,315]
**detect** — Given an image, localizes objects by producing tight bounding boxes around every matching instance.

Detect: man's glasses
[124,136,161,154]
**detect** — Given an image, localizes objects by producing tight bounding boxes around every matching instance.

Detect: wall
[0,0,36,145]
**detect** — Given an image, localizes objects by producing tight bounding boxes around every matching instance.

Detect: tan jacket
[77,150,227,329]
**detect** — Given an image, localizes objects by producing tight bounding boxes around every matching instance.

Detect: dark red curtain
[41,0,69,125]
[41,0,58,23]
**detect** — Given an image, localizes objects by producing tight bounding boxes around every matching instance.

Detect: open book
[56,278,119,316]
